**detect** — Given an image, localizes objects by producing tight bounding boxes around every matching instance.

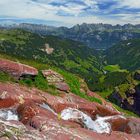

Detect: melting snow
[0,110,18,121]
[39,104,126,134]
[61,108,125,134]
[40,103,57,115]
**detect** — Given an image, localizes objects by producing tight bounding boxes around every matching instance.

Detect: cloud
[0,0,140,27]
[119,0,140,9]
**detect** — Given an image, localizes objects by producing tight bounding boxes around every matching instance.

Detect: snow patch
[0,110,18,121]
[40,103,57,115]
[61,108,125,134]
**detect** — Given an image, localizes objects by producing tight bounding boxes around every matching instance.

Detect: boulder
[42,69,70,92]
[127,117,140,135]
[42,69,64,83]
[55,82,70,92]
[0,59,38,79]
[108,116,129,132]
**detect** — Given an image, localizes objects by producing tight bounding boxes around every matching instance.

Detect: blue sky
[0,0,140,27]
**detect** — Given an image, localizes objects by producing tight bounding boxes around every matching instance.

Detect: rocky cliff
[0,59,140,139]
[109,83,140,116]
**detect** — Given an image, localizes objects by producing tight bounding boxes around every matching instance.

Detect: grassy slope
[0,52,102,104]
[104,65,128,72]
[105,39,140,70]
[103,40,140,117]
[0,29,102,88]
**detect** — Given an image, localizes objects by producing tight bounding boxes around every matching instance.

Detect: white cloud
[0,0,140,26]
[119,0,140,9]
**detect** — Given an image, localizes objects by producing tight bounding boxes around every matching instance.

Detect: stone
[0,119,47,140]
[55,82,70,92]
[127,117,140,135]
[0,59,38,79]
[42,69,70,92]
[42,69,64,83]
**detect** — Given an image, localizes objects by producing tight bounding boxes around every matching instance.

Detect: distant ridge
[1,22,140,49]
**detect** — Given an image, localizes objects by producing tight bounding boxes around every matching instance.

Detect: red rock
[107,116,129,132]
[0,83,140,139]
[0,82,120,117]
[17,101,39,124]
[42,69,64,83]
[0,83,45,108]
[30,111,81,131]
[0,59,38,79]
[0,98,17,108]
[87,91,118,112]
[126,117,140,135]
[95,103,120,116]
[42,69,70,92]
[55,82,70,92]
[65,93,120,117]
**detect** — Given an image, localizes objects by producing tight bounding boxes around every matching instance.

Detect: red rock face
[0,59,38,79]
[0,82,140,139]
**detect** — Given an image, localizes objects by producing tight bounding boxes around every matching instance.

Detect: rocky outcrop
[0,82,140,139]
[0,59,140,139]
[0,59,38,79]
[134,70,140,80]
[109,84,140,115]
[42,69,70,92]
[41,43,54,54]
[42,69,64,83]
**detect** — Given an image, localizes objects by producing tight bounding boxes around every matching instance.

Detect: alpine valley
[0,23,140,140]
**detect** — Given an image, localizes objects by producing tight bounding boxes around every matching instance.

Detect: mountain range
[1,23,140,49]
